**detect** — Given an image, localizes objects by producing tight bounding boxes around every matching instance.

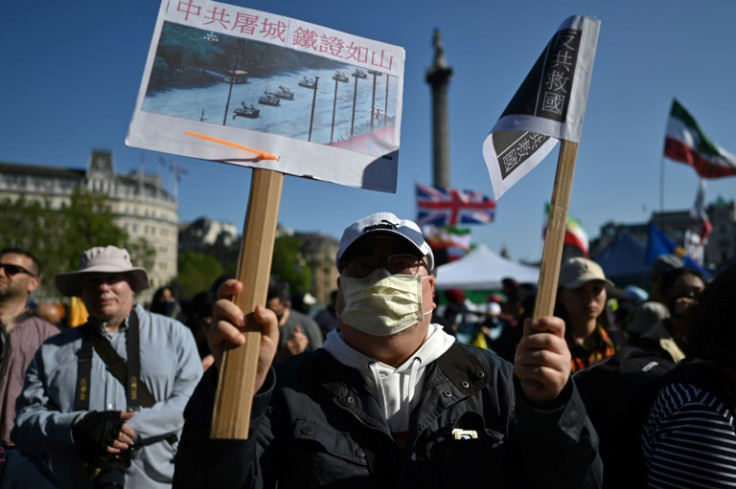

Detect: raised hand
[283,325,308,356]
[209,279,279,393]
[514,316,571,405]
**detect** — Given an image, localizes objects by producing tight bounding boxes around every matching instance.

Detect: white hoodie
[323,324,455,433]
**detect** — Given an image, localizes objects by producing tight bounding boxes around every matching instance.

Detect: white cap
[336,212,434,272]
[486,302,502,316]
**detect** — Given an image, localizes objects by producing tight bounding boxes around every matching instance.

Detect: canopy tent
[593,225,711,288]
[593,229,651,287]
[435,243,539,290]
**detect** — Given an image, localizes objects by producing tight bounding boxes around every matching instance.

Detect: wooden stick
[211,168,284,439]
[533,140,579,320]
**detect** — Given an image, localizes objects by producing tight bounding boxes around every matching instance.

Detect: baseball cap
[486,302,502,316]
[55,246,150,296]
[558,257,614,289]
[624,285,649,303]
[627,301,669,335]
[336,212,434,272]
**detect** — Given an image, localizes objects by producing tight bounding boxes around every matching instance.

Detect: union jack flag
[416,183,496,226]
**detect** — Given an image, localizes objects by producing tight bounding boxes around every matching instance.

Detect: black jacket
[174,343,601,488]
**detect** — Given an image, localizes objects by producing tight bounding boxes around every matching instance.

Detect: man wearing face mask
[173,212,602,489]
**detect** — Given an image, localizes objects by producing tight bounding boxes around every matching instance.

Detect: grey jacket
[173,342,602,488]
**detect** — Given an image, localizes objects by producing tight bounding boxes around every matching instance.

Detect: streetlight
[222,39,245,126]
[299,76,320,142]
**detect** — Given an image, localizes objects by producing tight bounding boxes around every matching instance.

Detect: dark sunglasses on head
[0,263,36,277]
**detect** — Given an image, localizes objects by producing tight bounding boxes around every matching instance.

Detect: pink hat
[55,246,150,296]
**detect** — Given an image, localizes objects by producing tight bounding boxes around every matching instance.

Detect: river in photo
[142,66,399,154]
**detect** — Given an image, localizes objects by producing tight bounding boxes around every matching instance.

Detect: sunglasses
[0,263,36,278]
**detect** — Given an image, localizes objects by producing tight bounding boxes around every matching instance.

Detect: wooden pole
[210,168,284,439]
[532,140,579,320]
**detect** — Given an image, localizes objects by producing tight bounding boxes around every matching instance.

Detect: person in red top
[555,257,624,372]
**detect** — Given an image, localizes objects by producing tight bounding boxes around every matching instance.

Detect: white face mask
[338,268,431,336]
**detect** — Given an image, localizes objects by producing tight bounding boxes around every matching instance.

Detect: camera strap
[75,310,156,411]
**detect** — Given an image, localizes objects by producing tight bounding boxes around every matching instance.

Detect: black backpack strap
[75,311,157,410]
[123,311,156,409]
[75,324,94,411]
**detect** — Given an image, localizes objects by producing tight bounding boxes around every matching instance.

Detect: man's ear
[127,276,138,296]
[427,275,437,308]
[26,276,40,294]
[335,277,345,315]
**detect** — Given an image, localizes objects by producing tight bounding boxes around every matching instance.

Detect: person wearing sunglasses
[636,266,707,365]
[0,247,60,487]
[173,212,602,489]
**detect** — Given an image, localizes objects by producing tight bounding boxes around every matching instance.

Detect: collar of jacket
[312,344,491,408]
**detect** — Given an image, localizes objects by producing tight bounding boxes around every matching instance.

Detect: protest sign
[127,0,405,439]
[127,0,405,192]
[482,15,600,318]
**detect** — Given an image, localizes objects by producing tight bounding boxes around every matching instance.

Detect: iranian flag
[690,178,713,243]
[665,99,736,178]
[543,203,589,257]
[422,224,473,263]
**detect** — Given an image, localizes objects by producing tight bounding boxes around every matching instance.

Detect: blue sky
[2,0,735,263]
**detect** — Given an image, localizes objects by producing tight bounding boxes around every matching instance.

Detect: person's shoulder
[137,305,195,340]
[575,346,674,389]
[288,309,321,332]
[289,309,318,324]
[138,305,184,327]
[436,342,514,385]
[628,301,669,336]
[17,315,60,337]
[36,324,83,349]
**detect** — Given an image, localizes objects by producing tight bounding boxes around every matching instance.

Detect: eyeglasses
[0,263,36,278]
[343,254,425,278]
[670,288,703,300]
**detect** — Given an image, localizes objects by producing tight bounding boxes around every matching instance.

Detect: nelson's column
[425,28,453,188]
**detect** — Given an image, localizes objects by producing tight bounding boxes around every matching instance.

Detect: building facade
[0,150,178,299]
[294,231,340,306]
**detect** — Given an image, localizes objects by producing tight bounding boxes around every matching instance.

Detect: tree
[177,250,224,299]
[271,236,311,295]
[0,189,155,299]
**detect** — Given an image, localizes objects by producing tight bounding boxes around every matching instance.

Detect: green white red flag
[543,203,589,257]
[482,16,600,199]
[422,224,472,263]
[664,99,736,178]
[689,178,712,243]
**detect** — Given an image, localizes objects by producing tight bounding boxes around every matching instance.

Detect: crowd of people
[0,211,734,488]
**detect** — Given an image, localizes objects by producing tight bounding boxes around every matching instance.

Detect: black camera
[93,465,126,489]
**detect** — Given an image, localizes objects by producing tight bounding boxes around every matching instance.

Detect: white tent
[435,243,539,290]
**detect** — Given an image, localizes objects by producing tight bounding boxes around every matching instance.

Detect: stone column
[425,28,453,189]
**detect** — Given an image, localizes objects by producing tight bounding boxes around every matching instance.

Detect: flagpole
[659,156,665,228]
[533,140,578,319]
